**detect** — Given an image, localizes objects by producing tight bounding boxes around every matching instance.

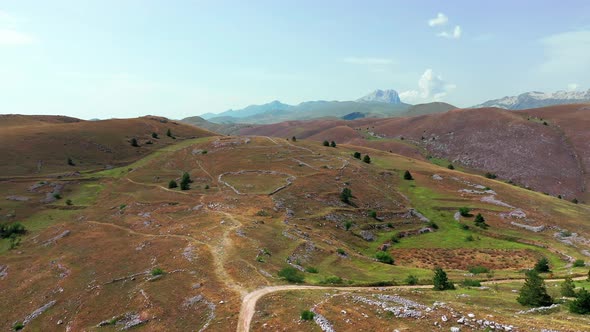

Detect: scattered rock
[23,300,57,325]
[432,174,443,180]
[6,195,30,201]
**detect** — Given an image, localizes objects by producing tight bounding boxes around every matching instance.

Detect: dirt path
[125,177,189,195]
[236,276,587,332]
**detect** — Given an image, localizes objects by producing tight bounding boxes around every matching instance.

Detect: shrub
[204,184,210,189]
[543,121,548,126]
[447,164,455,170]
[570,288,590,314]
[152,132,159,139]
[67,157,75,166]
[168,180,178,189]
[517,269,553,307]
[278,266,304,283]
[305,266,318,274]
[428,221,439,230]
[323,140,330,146]
[459,207,471,217]
[0,223,26,239]
[336,248,346,255]
[344,221,353,231]
[465,235,474,242]
[369,210,377,219]
[66,199,73,206]
[405,274,418,285]
[53,193,62,200]
[460,224,470,230]
[166,128,172,137]
[574,259,585,268]
[375,251,394,264]
[468,266,490,275]
[485,172,497,179]
[13,322,24,331]
[534,257,550,273]
[474,213,488,229]
[130,138,139,147]
[461,279,482,287]
[560,230,573,237]
[433,267,455,290]
[291,136,296,142]
[151,267,164,276]
[353,152,361,159]
[560,277,576,297]
[330,141,336,148]
[202,150,207,154]
[119,204,126,210]
[363,155,371,164]
[403,170,413,180]
[301,310,315,321]
[340,188,352,204]
[572,198,579,204]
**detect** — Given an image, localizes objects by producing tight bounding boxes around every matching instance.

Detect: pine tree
[570,288,590,314]
[403,170,413,180]
[363,155,371,164]
[168,180,178,189]
[323,140,330,147]
[180,172,192,190]
[330,141,336,148]
[433,267,455,291]
[560,276,576,297]
[517,270,553,307]
[292,136,296,142]
[447,164,455,170]
[534,257,550,273]
[152,132,159,139]
[474,213,488,229]
[353,152,361,159]
[166,128,172,137]
[340,188,352,204]
[130,138,139,147]
[67,157,75,166]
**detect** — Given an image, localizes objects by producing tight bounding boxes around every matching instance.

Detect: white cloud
[0,28,34,45]
[342,57,394,65]
[437,25,462,39]
[428,13,448,27]
[538,30,590,75]
[400,69,456,103]
[567,83,579,91]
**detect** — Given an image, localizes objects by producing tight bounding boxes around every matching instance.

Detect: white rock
[451,328,461,332]
[442,315,448,322]
[467,313,475,318]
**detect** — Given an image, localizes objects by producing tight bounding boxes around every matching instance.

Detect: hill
[0,115,216,176]
[237,104,590,201]
[402,101,457,116]
[180,115,248,135]
[1,135,589,331]
[474,89,590,109]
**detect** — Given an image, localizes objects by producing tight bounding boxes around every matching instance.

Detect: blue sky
[1,0,589,119]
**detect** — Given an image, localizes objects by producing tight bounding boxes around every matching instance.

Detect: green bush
[336,248,346,255]
[0,222,26,239]
[344,221,353,231]
[574,259,585,268]
[369,210,377,219]
[323,140,330,146]
[405,274,418,285]
[330,141,336,148]
[151,267,164,276]
[534,257,550,273]
[459,207,471,217]
[278,266,304,283]
[305,266,318,274]
[485,172,497,179]
[168,180,178,189]
[375,251,394,264]
[66,199,73,206]
[291,136,296,142]
[320,276,343,284]
[301,310,315,321]
[340,188,352,204]
[447,164,455,170]
[353,152,361,159]
[461,279,482,287]
[474,213,488,229]
[67,157,75,166]
[152,132,159,139]
[570,288,590,314]
[465,235,474,242]
[13,322,24,331]
[403,170,413,180]
[363,155,371,164]
[130,138,139,147]
[166,128,172,137]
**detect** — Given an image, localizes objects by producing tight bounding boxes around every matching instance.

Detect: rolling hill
[0,115,216,177]
[1,134,589,331]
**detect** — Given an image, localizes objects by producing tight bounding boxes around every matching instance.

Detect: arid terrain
[1,115,590,331]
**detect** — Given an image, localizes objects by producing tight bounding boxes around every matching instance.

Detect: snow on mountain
[474,89,590,110]
[357,89,402,104]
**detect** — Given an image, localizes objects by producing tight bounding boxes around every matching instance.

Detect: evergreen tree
[353,152,361,159]
[403,170,413,180]
[323,140,330,147]
[166,128,172,137]
[168,180,178,189]
[570,288,590,314]
[330,141,336,148]
[447,164,455,170]
[340,188,352,204]
[67,157,75,166]
[534,257,551,273]
[363,155,371,164]
[572,198,579,204]
[474,213,488,229]
[130,138,139,147]
[560,276,576,297]
[433,267,455,291]
[180,172,192,190]
[152,132,159,139]
[292,136,296,142]
[517,270,553,307]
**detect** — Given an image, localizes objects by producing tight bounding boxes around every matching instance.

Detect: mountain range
[473,89,590,110]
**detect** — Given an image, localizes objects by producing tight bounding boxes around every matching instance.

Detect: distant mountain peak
[474,89,590,110]
[357,89,401,104]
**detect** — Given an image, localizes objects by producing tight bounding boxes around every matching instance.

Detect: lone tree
[168,180,178,189]
[474,213,488,229]
[166,128,172,137]
[447,164,455,170]
[570,288,590,314]
[130,138,139,147]
[353,152,361,159]
[534,257,551,273]
[572,198,579,204]
[330,141,336,148]
[363,155,371,164]
[403,170,413,180]
[292,136,296,142]
[340,188,352,204]
[433,267,455,290]
[560,276,576,297]
[67,157,75,166]
[152,132,159,139]
[323,140,330,147]
[517,269,553,307]
[180,172,192,190]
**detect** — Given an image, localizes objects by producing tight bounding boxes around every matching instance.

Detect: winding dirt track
[236,276,587,332]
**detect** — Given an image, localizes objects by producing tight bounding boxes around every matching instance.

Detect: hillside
[237,104,590,202]
[0,115,216,177]
[181,115,248,135]
[1,135,589,331]
[402,101,457,116]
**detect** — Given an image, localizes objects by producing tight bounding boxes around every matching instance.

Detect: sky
[1,0,590,119]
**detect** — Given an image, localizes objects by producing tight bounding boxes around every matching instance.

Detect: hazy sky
[1,0,589,119]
